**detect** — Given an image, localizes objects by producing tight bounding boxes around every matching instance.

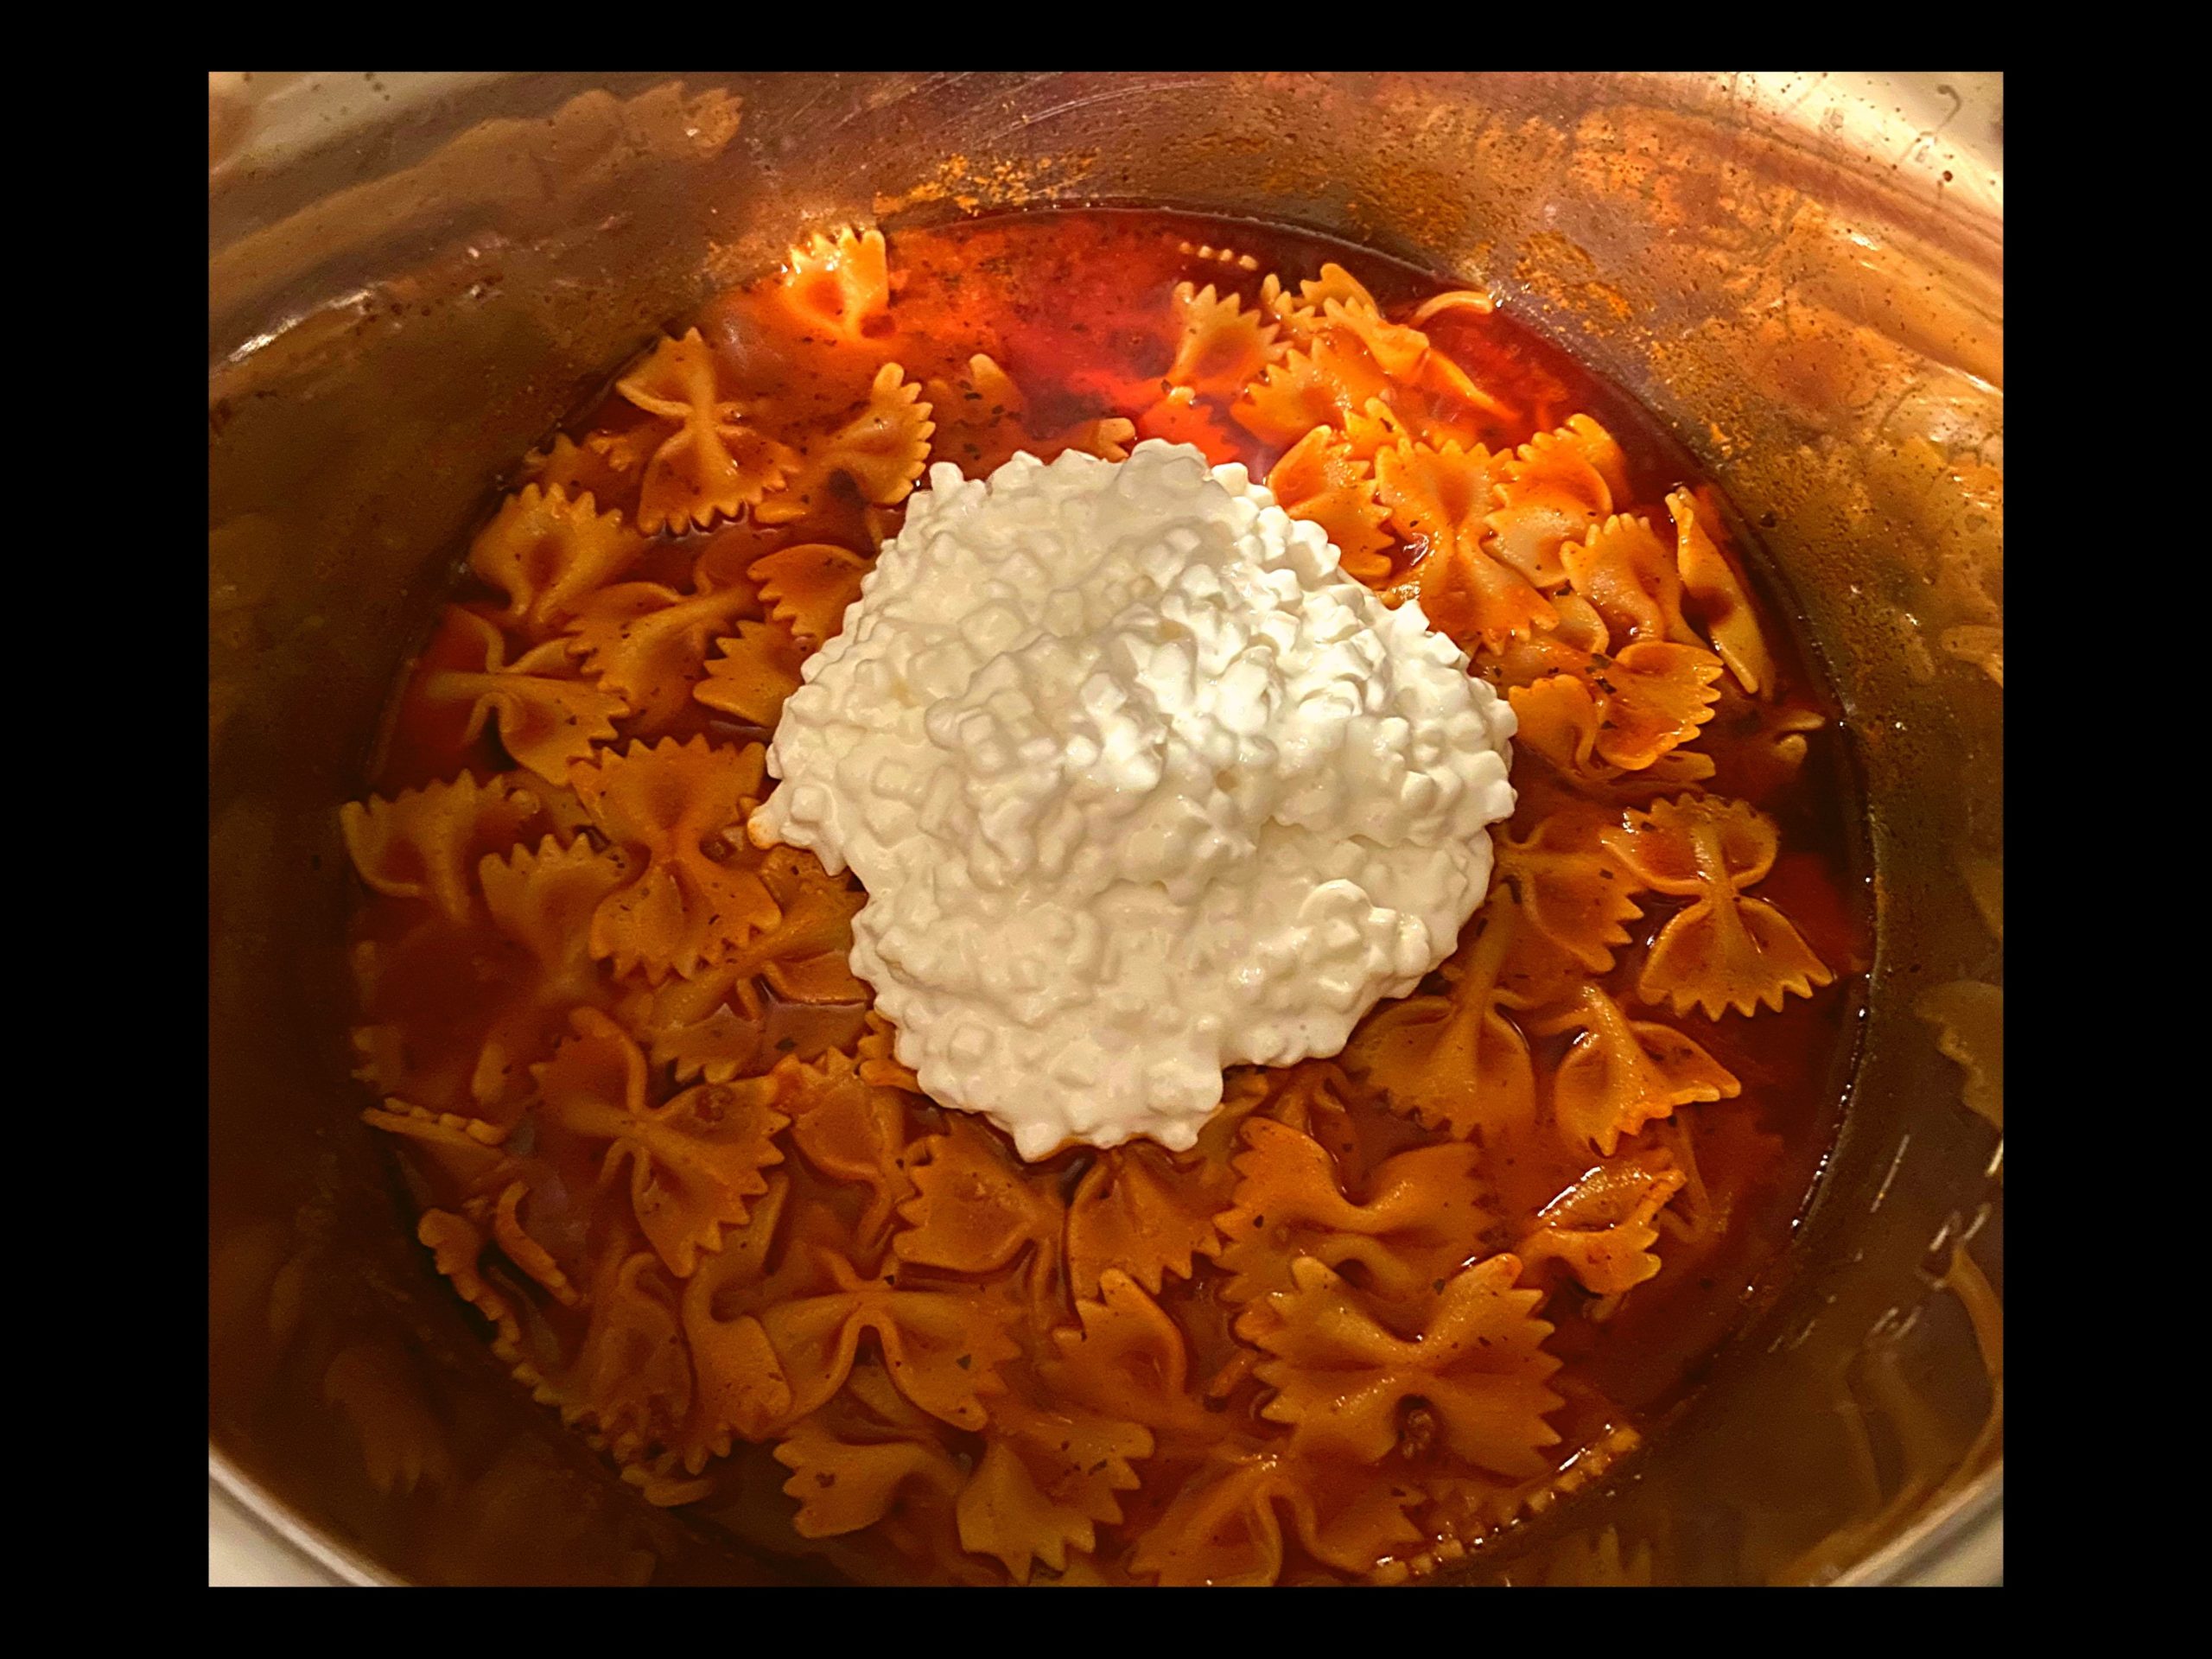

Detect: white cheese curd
[750,439,1516,1159]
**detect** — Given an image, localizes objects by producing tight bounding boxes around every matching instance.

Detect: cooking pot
[207,71,2002,1586]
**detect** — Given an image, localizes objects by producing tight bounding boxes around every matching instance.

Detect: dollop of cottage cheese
[750,440,1516,1158]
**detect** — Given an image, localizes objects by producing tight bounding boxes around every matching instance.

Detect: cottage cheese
[750,440,1516,1158]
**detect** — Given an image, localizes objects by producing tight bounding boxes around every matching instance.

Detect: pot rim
[207,1451,2003,1586]
[207,68,2001,1589]
[209,1449,389,1587]
[1834,1470,2005,1588]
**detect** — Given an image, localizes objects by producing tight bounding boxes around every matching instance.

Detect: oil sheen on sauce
[362,207,1872,1582]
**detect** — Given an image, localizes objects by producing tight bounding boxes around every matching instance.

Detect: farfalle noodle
[894,1116,1065,1294]
[420,609,628,784]
[1533,984,1739,1155]
[1234,1062,1364,1173]
[417,1208,529,1368]
[537,1008,787,1276]
[763,855,869,1003]
[1259,264,1361,334]
[1504,676,1707,791]
[754,1247,1018,1431]
[677,1177,797,1459]
[518,435,641,524]
[695,618,809,726]
[615,329,797,534]
[1581,643,1728,768]
[1517,1160,1689,1296]
[957,1395,1152,1580]
[1264,426,1393,581]
[779,1049,920,1251]
[757,363,934,525]
[322,1343,454,1497]
[1133,383,1239,461]
[349,895,558,1116]
[1562,513,1702,647]
[1266,263,1511,423]
[1041,1268,1214,1439]
[924,353,1135,477]
[1669,487,1776,696]
[1131,1450,1423,1586]
[1180,240,1261,272]
[773,1361,963,1536]
[445,832,638,1106]
[747,543,868,646]
[1374,438,1559,647]
[1603,794,1835,1018]
[1482,416,1624,588]
[341,772,542,922]
[558,1247,694,1460]
[1341,895,1537,1139]
[1232,335,1395,449]
[479,836,631,995]
[628,969,766,1086]
[1066,1144,1226,1302]
[771,226,892,345]
[568,737,780,981]
[468,483,645,636]
[1506,639,1725,778]
[491,1178,581,1306]
[361,1103,518,1196]
[1492,817,1645,973]
[1214,1117,1491,1313]
[1339,397,1415,461]
[1243,1255,1562,1477]
[613,842,863,1085]
[1164,281,1281,397]
[565,536,761,729]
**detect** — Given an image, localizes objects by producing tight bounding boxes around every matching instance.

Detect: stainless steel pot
[207,71,2003,1586]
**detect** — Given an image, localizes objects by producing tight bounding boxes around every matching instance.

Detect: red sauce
[355,207,1871,1584]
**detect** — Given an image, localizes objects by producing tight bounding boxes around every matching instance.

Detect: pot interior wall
[208,71,2002,1586]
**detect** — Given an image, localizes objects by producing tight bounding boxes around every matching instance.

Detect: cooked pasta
[342,211,1865,1585]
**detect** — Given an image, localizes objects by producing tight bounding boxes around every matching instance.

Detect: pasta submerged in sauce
[343,210,1868,1586]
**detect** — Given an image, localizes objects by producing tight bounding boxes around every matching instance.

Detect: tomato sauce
[353,207,1871,1584]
